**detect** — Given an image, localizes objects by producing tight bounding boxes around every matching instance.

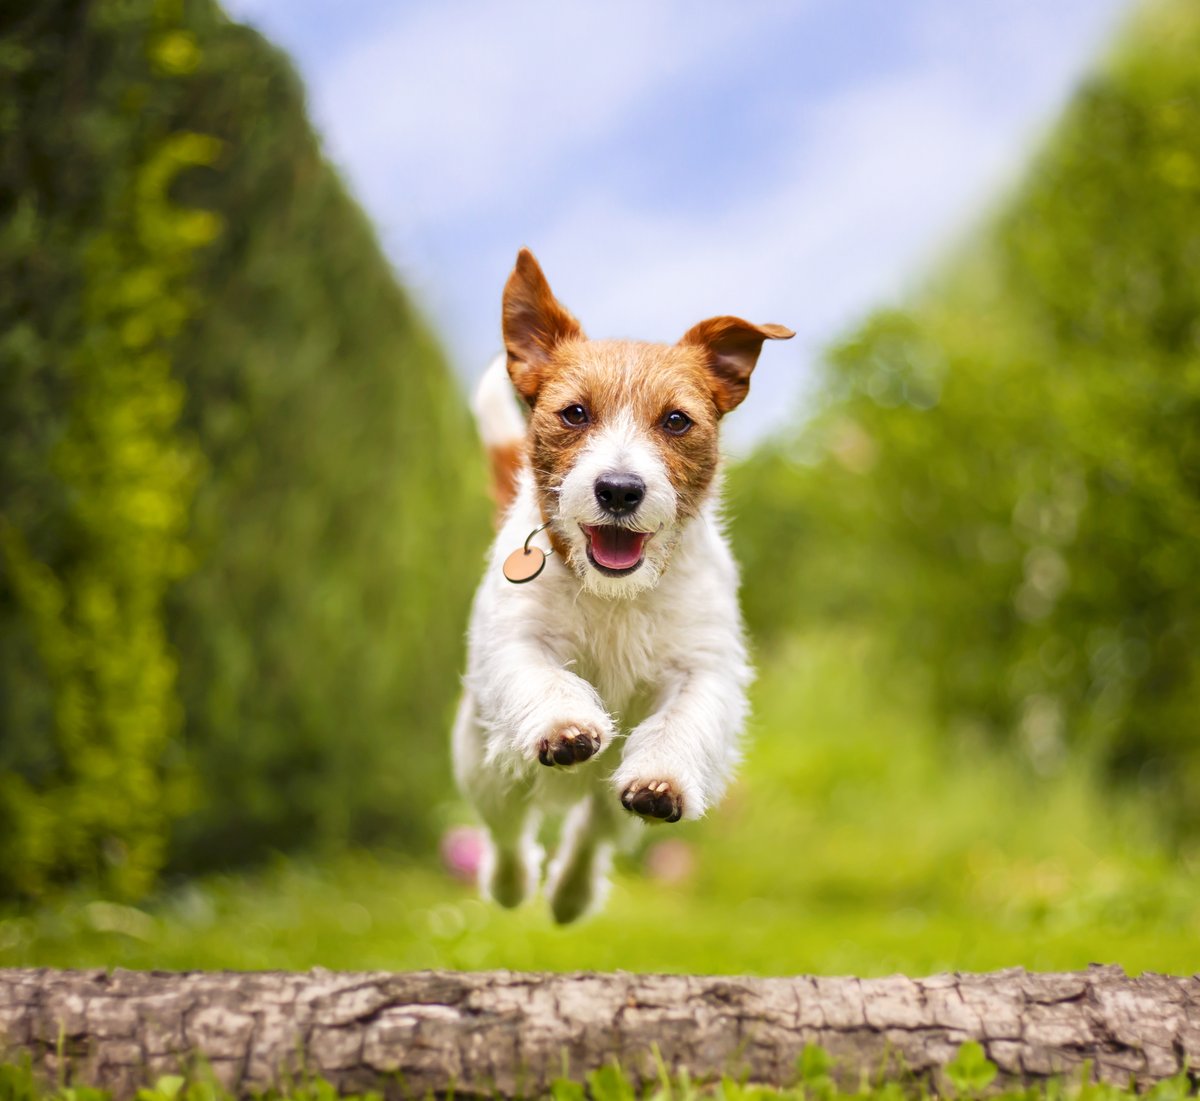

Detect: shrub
[730,0,1200,835]
[0,0,488,897]
[0,0,218,898]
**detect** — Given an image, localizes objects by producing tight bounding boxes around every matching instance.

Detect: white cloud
[526,63,1021,447]
[220,0,1133,442]
[316,0,801,225]
[497,1,1130,444]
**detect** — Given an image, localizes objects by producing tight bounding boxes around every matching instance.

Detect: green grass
[1,1045,1198,1101]
[2,633,1198,975]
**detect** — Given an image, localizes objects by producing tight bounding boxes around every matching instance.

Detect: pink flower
[644,838,696,885]
[441,825,486,881]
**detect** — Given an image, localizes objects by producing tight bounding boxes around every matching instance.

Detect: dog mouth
[581,524,651,576]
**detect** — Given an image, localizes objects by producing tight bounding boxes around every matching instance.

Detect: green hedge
[160,4,488,871]
[730,0,1200,835]
[0,0,488,898]
[0,1,220,897]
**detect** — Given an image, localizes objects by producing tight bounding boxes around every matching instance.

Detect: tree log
[1,967,1198,1098]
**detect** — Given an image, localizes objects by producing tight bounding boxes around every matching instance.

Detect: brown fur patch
[486,440,526,523]
[502,249,584,406]
[678,316,795,414]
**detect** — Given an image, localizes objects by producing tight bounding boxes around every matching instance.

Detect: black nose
[595,473,645,515]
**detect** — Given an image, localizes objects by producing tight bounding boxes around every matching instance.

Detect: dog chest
[560,587,677,717]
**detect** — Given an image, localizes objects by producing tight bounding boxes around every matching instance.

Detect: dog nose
[595,474,645,515]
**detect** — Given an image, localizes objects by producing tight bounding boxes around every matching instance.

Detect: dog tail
[472,353,527,519]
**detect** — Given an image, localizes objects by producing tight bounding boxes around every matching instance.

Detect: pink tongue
[586,526,648,570]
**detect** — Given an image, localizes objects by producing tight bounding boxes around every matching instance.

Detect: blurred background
[2,0,1199,975]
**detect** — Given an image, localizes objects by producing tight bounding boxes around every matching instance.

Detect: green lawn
[3,633,1198,976]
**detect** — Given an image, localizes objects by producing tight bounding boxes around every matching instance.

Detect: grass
[1,1045,1198,1101]
[2,632,1199,975]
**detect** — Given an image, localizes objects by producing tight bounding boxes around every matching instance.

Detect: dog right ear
[502,248,584,406]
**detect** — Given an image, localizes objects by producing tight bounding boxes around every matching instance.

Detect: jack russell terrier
[453,248,792,922]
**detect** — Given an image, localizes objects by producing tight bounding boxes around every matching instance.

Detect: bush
[0,0,488,897]
[0,0,218,898]
[159,4,488,871]
[730,0,1200,834]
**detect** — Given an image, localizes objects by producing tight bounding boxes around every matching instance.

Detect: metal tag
[503,545,547,584]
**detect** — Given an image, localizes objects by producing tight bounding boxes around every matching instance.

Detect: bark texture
[1,967,1198,1098]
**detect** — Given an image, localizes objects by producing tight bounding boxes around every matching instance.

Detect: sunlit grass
[4,1043,1198,1101]
[3,632,1198,975]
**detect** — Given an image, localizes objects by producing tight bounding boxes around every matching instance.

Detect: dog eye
[559,404,590,428]
[662,410,692,435]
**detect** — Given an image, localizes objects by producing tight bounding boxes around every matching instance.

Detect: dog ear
[502,249,584,406]
[678,316,794,414]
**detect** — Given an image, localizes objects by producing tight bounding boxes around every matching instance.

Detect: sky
[222,0,1133,446]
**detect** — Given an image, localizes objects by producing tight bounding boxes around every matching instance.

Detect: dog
[452,248,792,923]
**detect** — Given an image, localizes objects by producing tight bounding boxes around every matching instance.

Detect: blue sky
[223,0,1132,445]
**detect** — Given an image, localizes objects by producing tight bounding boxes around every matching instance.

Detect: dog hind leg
[452,691,541,907]
[545,791,629,924]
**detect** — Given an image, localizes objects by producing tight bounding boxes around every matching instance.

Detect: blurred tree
[0,0,218,897]
[730,0,1200,836]
[0,0,488,897]
[162,4,488,871]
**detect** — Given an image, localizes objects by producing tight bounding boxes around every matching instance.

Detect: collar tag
[503,523,553,584]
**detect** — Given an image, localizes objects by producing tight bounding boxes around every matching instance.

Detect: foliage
[0,0,218,898]
[156,3,488,870]
[729,0,1200,835]
[0,0,488,898]
[796,1045,836,1101]
[944,1043,998,1097]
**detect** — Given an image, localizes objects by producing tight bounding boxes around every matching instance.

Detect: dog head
[503,248,792,598]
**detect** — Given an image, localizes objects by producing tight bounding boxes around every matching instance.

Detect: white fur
[472,354,527,448]
[455,366,752,922]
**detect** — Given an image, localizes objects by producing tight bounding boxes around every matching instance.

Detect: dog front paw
[620,779,684,823]
[537,722,604,768]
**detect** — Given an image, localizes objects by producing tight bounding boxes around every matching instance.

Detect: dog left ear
[502,248,585,407]
[678,316,794,414]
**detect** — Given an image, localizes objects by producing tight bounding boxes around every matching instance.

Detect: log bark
[1,967,1198,1098]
